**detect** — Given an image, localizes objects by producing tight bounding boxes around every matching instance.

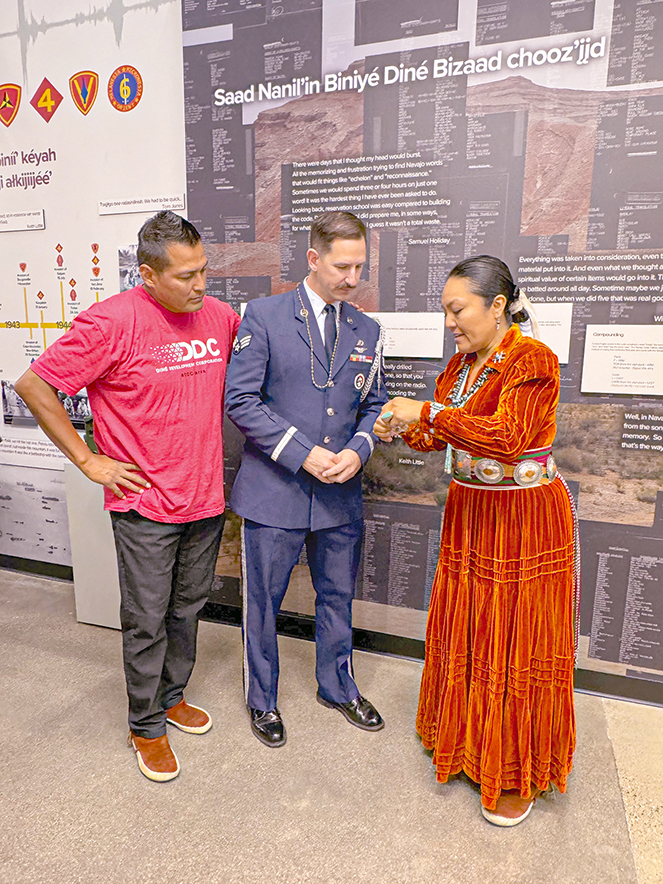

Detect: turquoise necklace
[443,359,496,472]
[448,360,495,408]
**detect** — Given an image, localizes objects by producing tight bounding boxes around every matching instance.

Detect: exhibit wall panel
[182,0,663,702]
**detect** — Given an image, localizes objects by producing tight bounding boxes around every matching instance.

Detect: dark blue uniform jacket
[225,285,387,530]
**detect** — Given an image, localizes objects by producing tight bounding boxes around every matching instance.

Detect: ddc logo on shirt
[174,338,221,361]
[152,337,221,368]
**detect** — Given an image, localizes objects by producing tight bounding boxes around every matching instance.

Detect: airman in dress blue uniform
[225,212,387,746]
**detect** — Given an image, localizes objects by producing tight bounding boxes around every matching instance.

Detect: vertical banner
[0,0,187,563]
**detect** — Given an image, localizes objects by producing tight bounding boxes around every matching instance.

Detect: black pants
[110,510,225,738]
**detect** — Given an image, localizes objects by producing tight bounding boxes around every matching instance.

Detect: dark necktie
[323,303,337,364]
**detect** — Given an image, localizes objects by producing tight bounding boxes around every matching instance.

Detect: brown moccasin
[128,731,180,782]
[166,698,212,734]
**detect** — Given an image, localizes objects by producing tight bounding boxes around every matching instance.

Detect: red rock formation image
[205,69,663,298]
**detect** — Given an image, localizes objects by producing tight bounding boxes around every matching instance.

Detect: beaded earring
[496,315,501,330]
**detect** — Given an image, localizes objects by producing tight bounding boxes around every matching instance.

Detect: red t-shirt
[32,286,241,523]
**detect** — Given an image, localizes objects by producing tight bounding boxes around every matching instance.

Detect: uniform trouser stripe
[240,518,250,704]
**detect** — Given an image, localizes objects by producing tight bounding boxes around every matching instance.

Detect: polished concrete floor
[1,568,662,884]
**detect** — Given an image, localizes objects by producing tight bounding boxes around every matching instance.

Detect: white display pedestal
[64,462,121,630]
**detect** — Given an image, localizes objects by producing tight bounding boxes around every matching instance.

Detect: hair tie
[508,287,523,316]
[510,288,540,340]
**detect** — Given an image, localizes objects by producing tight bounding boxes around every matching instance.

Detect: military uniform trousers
[241,518,363,711]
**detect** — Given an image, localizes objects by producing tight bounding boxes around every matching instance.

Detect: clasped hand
[373,397,426,442]
[302,445,361,484]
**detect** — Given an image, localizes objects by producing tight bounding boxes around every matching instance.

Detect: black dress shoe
[248,706,286,747]
[316,692,384,731]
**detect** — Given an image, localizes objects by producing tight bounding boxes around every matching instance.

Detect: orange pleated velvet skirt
[416,476,576,811]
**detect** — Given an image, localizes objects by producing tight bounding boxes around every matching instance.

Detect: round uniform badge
[354,373,365,390]
[108,66,143,112]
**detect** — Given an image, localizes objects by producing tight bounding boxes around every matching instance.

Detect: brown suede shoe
[128,732,180,782]
[481,788,543,827]
[165,698,212,734]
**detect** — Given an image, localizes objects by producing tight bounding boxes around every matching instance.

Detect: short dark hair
[137,211,201,273]
[448,255,528,323]
[310,211,366,255]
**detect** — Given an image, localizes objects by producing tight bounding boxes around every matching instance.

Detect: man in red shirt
[15,212,240,782]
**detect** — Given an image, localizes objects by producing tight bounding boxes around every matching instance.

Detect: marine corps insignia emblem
[30,78,63,122]
[70,71,99,115]
[0,84,20,127]
[108,65,143,112]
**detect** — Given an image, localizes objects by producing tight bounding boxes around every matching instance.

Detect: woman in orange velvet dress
[374,256,578,826]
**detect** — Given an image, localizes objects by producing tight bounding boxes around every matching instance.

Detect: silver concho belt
[451,447,556,488]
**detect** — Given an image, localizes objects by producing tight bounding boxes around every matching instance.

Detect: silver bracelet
[429,402,446,420]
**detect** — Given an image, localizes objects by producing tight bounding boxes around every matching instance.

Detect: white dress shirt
[303,278,340,342]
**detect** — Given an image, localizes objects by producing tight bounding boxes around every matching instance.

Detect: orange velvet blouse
[403,324,559,460]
